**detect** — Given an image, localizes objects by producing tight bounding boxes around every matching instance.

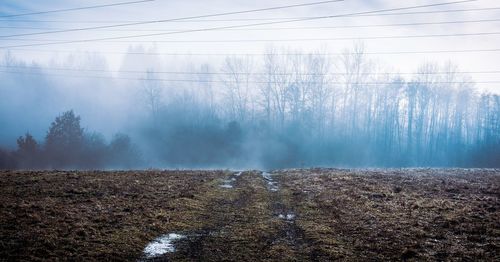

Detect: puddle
[142,233,185,258]
[278,213,296,221]
[220,183,233,189]
[261,172,273,181]
[219,174,238,189]
[261,172,279,192]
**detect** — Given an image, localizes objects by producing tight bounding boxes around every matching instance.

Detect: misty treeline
[0,44,499,169]
[0,110,141,169]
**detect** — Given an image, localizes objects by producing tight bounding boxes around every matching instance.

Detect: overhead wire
[0,6,497,23]
[1,18,500,32]
[0,70,493,85]
[5,48,500,56]
[5,32,500,43]
[0,0,478,48]
[0,0,155,18]
[0,0,345,38]
[1,65,499,76]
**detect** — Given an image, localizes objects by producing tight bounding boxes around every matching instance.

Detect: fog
[1,43,499,169]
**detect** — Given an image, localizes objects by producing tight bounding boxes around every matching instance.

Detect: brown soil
[0,169,498,261]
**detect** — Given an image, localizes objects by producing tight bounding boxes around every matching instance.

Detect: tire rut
[265,172,310,260]
[141,171,312,261]
[150,171,277,261]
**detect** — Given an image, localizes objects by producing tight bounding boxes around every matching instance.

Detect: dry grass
[0,168,498,261]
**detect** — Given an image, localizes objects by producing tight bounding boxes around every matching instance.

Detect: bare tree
[141,70,163,122]
[220,56,254,123]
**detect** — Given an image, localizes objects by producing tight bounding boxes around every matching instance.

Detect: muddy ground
[0,169,498,261]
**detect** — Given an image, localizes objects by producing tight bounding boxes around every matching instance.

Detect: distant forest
[1,46,499,169]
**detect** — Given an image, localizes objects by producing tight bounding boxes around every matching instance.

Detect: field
[0,169,499,261]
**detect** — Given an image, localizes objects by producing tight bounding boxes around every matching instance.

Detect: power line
[2,18,500,32]
[0,1,477,48]
[1,65,499,76]
[331,6,500,17]
[6,31,500,43]
[0,0,155,18]
[0,6,496,24]
[0,70,493,85]
[0,0,345,38]
[5,48,500,56]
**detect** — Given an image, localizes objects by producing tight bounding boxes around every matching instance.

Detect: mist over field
[0,0,499,169]
[1,45,499,169]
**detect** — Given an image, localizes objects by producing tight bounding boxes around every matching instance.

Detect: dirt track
[0,169,499,261]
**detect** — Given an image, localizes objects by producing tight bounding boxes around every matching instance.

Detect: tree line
[0,111,141,169]
[0,45,499,169]
[136,46,499,168]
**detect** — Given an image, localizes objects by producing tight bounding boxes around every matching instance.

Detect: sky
[0,0,499,94]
